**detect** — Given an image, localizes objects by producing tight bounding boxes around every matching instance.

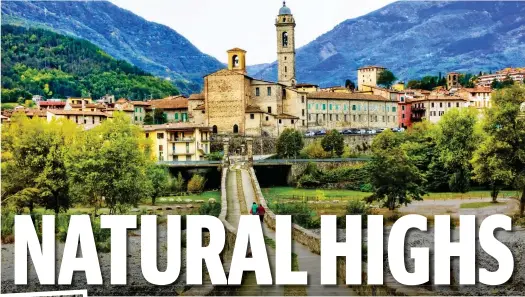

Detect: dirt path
[239,169,356,296]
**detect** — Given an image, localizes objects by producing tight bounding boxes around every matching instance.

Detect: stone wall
[304,134,374,154]
[248,167,431,296]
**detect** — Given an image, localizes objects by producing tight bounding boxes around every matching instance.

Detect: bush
[271,202,319,228]
[296,163,369,190]
[199,202,221,217]
[187,174,206,193]
[171,172,185,194]
[337,200,371,228]
[1,211,15,243]
[206,151,223,161]
[300,140,329,159]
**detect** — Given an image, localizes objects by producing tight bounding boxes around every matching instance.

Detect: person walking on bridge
[250,202,258,215]
[257,204,266,223]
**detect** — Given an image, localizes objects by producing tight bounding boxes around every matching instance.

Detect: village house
[148,96,189,123]
[46,109,111,129]
[306,92,398,130]
[477,67,525,87]
[456,86,493,109]
[410,95,467,124]
[143,123,212,162]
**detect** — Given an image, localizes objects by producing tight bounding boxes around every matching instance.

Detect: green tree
[146,164,171,205]
[345,79,356,91]
[276,128,304,158]
[171,172,186,194]
[187,174,206,193]
[321,130,345,157]
[153,108,167,124]
[481,85,525,215]
[471,137,512,203]
[377,70,396,88]
[67,112,151,214]
[143,113,154,125]
[366,130,425,210]
[1,113,78,214]
[436,108,481,192]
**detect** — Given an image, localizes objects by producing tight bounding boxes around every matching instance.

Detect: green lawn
[262,187,519,201]
[460,201,505,209]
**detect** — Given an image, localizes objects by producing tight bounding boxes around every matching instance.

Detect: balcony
[168,137,195,143]
[172,150,195,156]
[411,116,424,122]
[411,106,426,112]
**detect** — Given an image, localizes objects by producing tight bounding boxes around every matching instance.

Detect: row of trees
[1,25,178,102]
[366,85,525,214]
[276,129,348,159]
[1,112,171,214]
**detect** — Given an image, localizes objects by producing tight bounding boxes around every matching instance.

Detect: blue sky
[110,0,396,65]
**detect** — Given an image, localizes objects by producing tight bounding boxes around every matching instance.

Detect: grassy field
[460,201,506,209]
[262,187,518,201]
[152,191,220,204]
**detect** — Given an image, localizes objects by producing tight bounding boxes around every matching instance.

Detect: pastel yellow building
[143,123,212,162]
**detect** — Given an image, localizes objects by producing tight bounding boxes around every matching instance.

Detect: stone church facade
[187,2,308,137]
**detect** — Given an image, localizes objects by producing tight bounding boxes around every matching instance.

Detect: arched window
[232,55,239,67]
[282,32,288,47]
[285,66,287,73]
[212,125,218,134]
[233,124,239,134]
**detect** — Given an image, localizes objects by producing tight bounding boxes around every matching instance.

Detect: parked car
[315,129,327,136]
[366,129,377,134]
[377,128,388,133]
[357,129,366,135]
[304,131,315,137]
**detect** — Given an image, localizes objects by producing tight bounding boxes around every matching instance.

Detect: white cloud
[110,0,395,65]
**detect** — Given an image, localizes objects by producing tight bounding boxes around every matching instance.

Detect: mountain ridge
[1,0,224,95]
[249,1,525,87]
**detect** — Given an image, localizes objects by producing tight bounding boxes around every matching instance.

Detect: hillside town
[2,2,525,163]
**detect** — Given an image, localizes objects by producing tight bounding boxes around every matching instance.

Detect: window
[266,116,269,121]
[431,103,435,108]
[329,104,332,110]
[232,55,239,67]
[182,113,188,122]
[291,120,294,124]
[316,104,319,110]
[402,106,405,111]
[456,102,460,107]
[157,133,164,139]
[135,116,138,121]
[402,114,405,119]
[352,105,356,111]
[301,96,305,103]
[323,114,326,120]
[279,119,282,124]
[329,114,332,121]
[401,97,405,102]
[440,103,443,108]
[344,115,347,122]
[268,106,272,114]
[267,87,272,96]
[302,120,305,126]
[158,145,164,161]
[448,102,451,108]
[336,115,339,121]
[308,104,311,109]
[212,125,218,134]
[250,114,255,119]
[186,143,190,154]
[175,113,179,120]
[282,32,288,47]
[302,109,305,116]
[382,116,385,122]
[353,115,356,121]
[336,105,339,111]
[233,124,239,134]
[322,104,326,110]
[392,107,397,112]
[92,117,95,124]
[285,66,287,73]
[256,87,260,96]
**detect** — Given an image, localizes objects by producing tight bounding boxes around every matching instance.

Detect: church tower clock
[276,1,296,87]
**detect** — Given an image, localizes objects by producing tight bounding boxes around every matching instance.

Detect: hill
[1,0,224,95]
[251,1,525,87]
[1,25,179,102]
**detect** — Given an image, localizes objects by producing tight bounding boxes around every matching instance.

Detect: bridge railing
[253,157,371,164]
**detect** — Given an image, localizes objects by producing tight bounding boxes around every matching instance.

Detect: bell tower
[227,48,247,74]
[276,1,296,87]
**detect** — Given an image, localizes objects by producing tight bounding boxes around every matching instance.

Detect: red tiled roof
[130,101,151,106]
[148,96,188,110]
[275,113,299,119]
[39,101,66,106]
[189,93,205,100]
[245,105,264,113]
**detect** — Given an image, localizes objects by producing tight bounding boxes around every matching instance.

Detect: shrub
[337,200,371,228]
[199,202,221,217]
[271,202,319,228]
[300,140,329,159]
[206,151,223,161]
[1,211,15,243]
[171,172,185,194]
[187,174,206,193]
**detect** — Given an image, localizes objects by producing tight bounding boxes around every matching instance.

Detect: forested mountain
[1,0,224,95]
[1,25,179,103]
[250,1,525,87]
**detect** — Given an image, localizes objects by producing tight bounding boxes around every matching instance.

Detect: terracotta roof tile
[189,93,205,100]
[47,110,111,117]
[275,113,299,119]
[148,96,188,110]
[245,105,264,113]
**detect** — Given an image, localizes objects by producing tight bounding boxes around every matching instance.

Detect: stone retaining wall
[248,167,431,296]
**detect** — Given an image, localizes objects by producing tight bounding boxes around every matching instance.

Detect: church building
[187,2,308,137]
